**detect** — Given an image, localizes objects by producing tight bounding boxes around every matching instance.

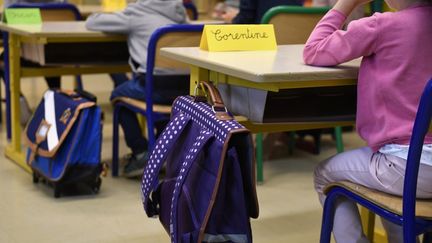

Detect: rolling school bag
[142,81,259,243]
[25,89,104,198]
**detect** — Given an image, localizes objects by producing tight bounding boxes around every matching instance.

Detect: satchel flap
[25,90,95,158]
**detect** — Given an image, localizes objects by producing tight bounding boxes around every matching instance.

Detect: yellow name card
[102,0,127,12]
[200,24,277,52]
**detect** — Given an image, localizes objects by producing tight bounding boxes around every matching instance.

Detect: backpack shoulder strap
[169,129,213,243]
[141,112,190,217]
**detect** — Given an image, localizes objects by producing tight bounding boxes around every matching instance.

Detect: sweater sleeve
[85,9,132,34]
[303,9,378,66]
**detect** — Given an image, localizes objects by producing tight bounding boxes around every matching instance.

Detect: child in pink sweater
[304,0,432,241]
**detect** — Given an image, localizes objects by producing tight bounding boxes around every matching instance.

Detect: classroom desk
[0,21,130,172]
[160,44,359,133]
[161,44,359,184]
[76,5,102,19]
[160,45,386,242]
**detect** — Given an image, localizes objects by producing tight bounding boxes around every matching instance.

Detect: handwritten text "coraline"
[211,28,269,41]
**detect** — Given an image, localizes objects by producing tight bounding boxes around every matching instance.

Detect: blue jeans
[111,74,189,154]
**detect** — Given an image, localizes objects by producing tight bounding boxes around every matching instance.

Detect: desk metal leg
[4,33,30,172]
[360,206,376,241]
[189,66,209,95]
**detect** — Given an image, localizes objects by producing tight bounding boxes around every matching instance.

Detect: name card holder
[4,8,42,24]
[200,24,277,52]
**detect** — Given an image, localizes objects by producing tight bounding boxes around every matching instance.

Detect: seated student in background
[304,0,432,241]
[227,0,304,24]
[86,0,188,178]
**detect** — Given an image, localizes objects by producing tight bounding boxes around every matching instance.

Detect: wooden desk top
[77,4,102,17]
[161,44,361,83]
[0,21,125,39]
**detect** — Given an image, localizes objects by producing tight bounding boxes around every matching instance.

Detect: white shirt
[379,144,432,166]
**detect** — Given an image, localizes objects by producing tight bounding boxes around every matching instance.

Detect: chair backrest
[150,25,203,70]
[143,24,203,148]
[261,6,330,44]
[67,0,83,4]
[183,2,199,21]
[7,3,82,21]
[403,78,432,223]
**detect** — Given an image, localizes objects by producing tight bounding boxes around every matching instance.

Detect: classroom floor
[0,74,367,243]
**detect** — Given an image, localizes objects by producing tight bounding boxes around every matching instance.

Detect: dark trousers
[0,52,61,89]
[111,73,189,154]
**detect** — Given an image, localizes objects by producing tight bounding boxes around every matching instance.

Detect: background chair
[261,5,330,44]
[3,3,84,139]
[111,24,204,176]
[320,78,432,243]
[183,2,199,20]
[257,6,338,183]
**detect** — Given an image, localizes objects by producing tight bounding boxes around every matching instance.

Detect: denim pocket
[373,153,404,193]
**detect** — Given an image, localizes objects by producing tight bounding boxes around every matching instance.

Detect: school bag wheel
[32,172,39,184]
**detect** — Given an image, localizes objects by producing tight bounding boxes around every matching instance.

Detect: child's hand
[333,0,373,16]
[222,7,239,23]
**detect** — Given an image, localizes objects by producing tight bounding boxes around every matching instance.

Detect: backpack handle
[195,81,232,121]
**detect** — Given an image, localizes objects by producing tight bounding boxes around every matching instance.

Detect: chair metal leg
[75,75,83,91]
[4,32,11,139]
[112,105,120,177]
[404,217,418,243]
[288,132,295,155]
[320,192,338,243]
[256,133,264,184]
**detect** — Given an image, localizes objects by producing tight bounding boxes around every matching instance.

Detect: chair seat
[324,181,432,219]
[112,97,172,114]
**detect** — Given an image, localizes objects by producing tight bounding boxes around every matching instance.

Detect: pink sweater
[303,6,432,151]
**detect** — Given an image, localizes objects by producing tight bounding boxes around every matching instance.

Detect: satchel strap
[195,81,232,121]
[141,113,191,217]
[169,129,213,243]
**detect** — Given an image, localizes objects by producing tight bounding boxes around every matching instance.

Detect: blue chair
[3,3,83,139]
[111,24,204,176]
[320,78,432,243]
[183,2,199,20]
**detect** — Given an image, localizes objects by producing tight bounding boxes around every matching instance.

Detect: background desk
[0,21,130,172]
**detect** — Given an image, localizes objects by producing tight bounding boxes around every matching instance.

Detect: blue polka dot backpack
[142,81,259,243]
